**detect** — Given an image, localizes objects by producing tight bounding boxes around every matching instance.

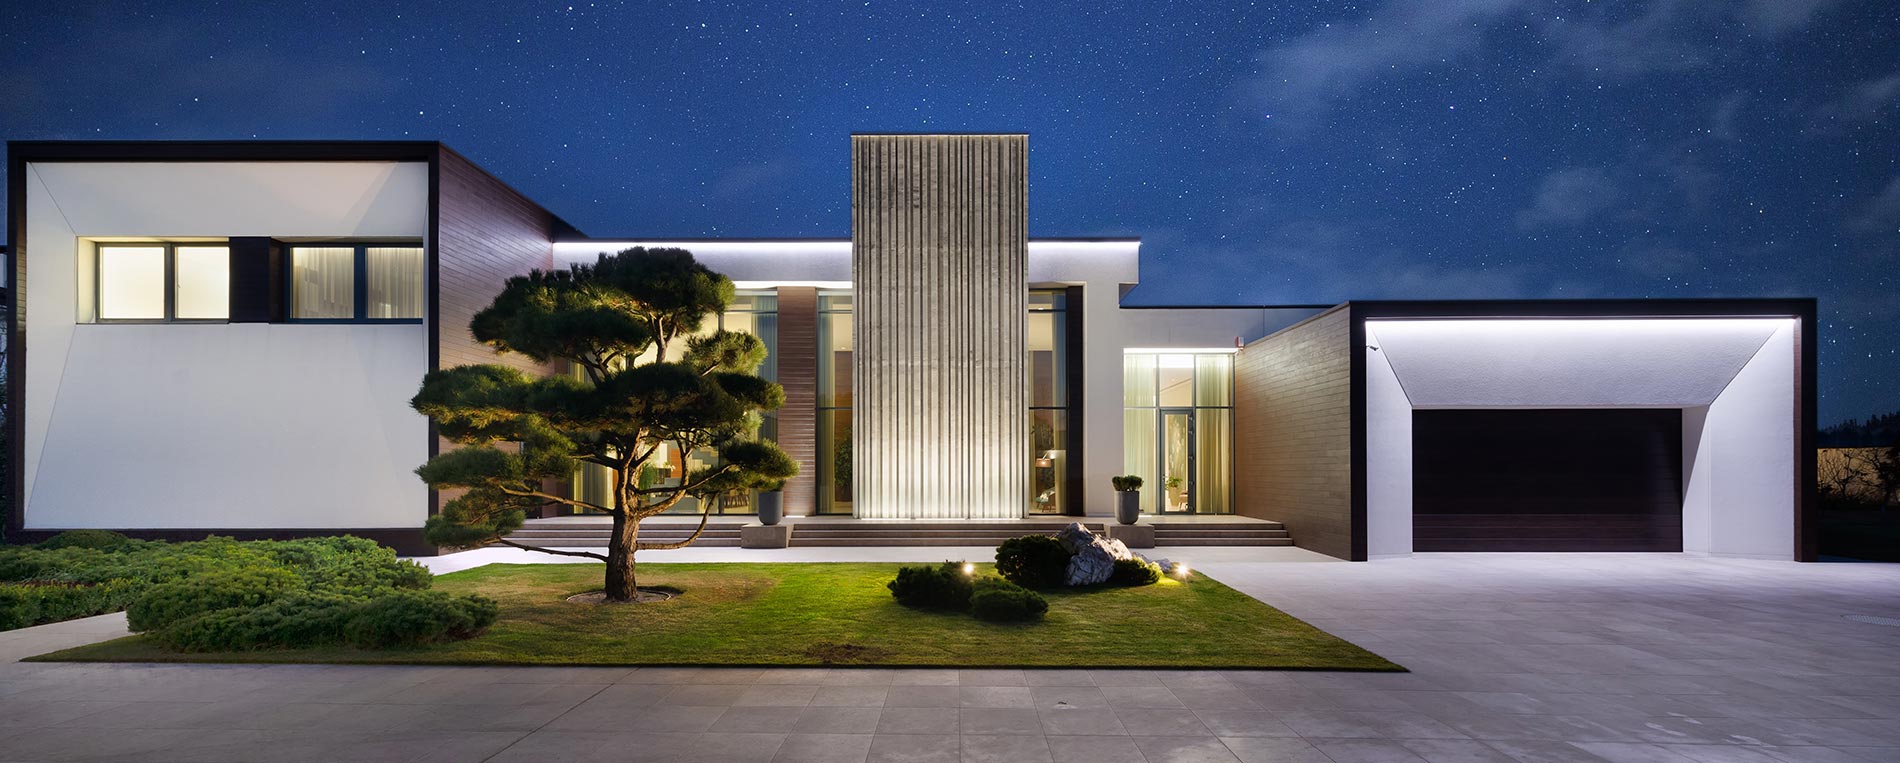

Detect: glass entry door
[1160,409,1195,513]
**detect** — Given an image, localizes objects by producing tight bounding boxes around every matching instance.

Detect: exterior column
[850,134,1029,519]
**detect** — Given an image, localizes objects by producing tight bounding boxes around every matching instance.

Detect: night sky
[3,1,1896,423]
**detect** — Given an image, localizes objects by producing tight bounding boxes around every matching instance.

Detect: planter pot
[756,491,784,526]
[1115,491,1141,525]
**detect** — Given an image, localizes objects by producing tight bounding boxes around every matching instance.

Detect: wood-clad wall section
[850,134,1029,519]
[431,147,558,517]
[1232,306,1357,559]
[776,286,819,516]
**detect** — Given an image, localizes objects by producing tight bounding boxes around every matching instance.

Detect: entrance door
[1160,409,1195,513]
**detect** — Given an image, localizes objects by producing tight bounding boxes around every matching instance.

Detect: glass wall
[570,291,779,514]
[1028,290,1069,514]
[817,292,854,514]
[1121,352,1233,514]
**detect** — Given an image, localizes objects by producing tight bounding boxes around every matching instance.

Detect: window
[1121,352,1234,515]
[96,244,230,322]
[288,244,424,321]
[817,291,854,514]
[1028,289,1072,515]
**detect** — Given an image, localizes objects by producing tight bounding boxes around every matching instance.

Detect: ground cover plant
[0,531,495,648]
[34,562,1402,670]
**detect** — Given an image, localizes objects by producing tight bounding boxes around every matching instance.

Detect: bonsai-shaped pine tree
[411,247,797,601]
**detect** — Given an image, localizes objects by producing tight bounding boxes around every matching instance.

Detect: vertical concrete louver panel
[851,134,1029,519]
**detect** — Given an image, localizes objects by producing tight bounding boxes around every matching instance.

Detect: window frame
[283,242,426,324]
[93,242,230,324]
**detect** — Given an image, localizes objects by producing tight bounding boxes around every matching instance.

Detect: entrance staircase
[505,516,1292,549]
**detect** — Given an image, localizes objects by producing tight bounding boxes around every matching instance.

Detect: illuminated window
[289,244,424,321]
[1121,352,1234,515]
[96,244,229,322]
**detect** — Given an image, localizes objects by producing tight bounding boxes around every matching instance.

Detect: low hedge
[0,581,139,631]
[887,561,975,610]
[968,578,1048,622]
[0,532,488,650]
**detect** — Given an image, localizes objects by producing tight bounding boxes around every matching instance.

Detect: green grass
[31,563,1401,670]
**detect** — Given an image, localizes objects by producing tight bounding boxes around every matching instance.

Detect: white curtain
[366,246,424,319]
[291,246,355,319]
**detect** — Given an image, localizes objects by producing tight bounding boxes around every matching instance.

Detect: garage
[1411,408,1684,552]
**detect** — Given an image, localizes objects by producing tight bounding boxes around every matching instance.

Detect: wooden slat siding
[431,148,557,517]
[1412,408,1684,552]
[776,287,819,516]
[1232,305,1355,559]
[850,134,1029,519]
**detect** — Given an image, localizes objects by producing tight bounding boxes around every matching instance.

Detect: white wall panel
[23,160,430,530]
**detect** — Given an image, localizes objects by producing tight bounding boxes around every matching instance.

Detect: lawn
[32,562,1401,670]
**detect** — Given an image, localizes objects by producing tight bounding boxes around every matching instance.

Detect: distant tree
[411,248,796,602]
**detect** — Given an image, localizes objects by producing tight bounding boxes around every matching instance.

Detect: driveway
[0,553,1895,763]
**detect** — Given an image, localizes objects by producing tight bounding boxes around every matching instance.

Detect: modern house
[4,136,1818,560]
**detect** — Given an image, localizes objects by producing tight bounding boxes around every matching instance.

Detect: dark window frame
[92,242,231,325]
[283,242,425,324]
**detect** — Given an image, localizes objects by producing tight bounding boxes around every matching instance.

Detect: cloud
[712,158,799,200]
[1851,176,1900,234]
[1617,241,1703,277]
[1710,92,1749,142]
[1241,0,1528,126]
[1544,0,1717,78]
[1821,72,1900,124]
[1740,0,1849,35]
[1517,167,1620,228]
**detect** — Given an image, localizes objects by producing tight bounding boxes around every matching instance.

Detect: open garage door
[1413,409,1683,552]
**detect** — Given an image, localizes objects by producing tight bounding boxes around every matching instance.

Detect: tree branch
[636,501,715,551]
[494,537,608,561]
[494,485,609,513]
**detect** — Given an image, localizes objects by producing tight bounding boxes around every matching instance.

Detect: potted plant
[756,480,786,526]
[1111,475,1144,525]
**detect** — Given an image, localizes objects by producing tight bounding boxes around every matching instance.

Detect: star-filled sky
[3,1,1897,423]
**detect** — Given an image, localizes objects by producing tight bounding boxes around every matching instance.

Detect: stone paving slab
[0,553,1895,762]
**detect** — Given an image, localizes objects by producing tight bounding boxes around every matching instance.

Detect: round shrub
[343,590,499,648]
[1110,558,1162,587]
[994,535,1071,590]
[126,567,301,633]
[887,561,975,610]
[968,578,1048,622]
[35,530,135,552]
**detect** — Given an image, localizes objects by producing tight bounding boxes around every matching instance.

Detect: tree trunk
[604,512,640,602]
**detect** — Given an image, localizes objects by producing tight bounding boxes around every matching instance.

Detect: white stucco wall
[23,161,430,530]
[1690,322,1796,558]
[1362,328,1414,558]
[1361,317,1799,559]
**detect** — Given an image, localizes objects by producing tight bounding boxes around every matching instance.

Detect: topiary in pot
[994,535,1071,590]
[969,578,1048,622]
[1110,475,1144,525]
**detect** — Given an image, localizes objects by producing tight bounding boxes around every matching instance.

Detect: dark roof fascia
[7,140,442,163]
[1347,298,1816,320]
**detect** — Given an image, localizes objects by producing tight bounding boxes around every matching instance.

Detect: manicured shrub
[994,535,1071,590]
[35,530,137,552]
[126,567,301,633]
[0,582,137,630]
[968,578,1048,622]
[1110,558,1162,587]
[153,592,365,652]
[887,561,974,610]
[343,590,500,648]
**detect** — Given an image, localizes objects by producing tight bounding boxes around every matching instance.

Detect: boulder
[1058,522,1134,586]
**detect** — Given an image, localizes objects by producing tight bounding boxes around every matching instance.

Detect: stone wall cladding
[1232,305,1356,560]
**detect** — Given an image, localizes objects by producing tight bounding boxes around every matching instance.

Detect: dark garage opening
[1413,409,1684,552]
